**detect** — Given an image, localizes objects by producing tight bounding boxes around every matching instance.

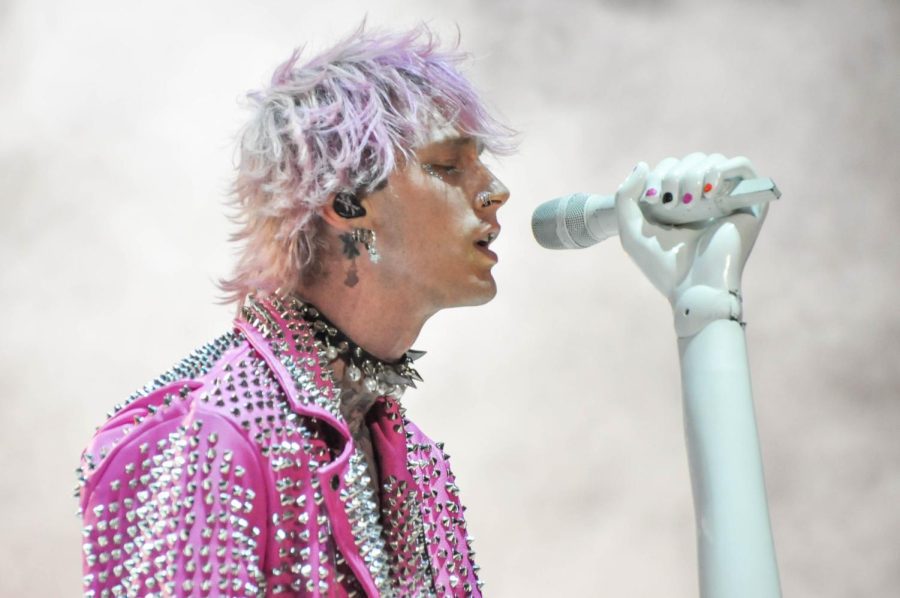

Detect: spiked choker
[286,295,425,397]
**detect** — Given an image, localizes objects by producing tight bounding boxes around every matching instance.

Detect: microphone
[531,178,781,250]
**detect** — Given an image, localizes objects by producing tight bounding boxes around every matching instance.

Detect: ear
[321,192,373,232]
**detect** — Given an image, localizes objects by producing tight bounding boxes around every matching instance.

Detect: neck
[292,260,431,433]
[329,359,379,436]
[296,267,432,363]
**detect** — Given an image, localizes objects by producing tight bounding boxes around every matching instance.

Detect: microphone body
[532,178,781,250]
[531,193,618,250]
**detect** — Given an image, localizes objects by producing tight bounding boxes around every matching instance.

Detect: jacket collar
[236,292,399,596]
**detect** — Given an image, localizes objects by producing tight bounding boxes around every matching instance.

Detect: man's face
[365,135,510,313]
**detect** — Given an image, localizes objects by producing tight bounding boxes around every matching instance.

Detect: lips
[475,228,500,247]
[474,228,500,261]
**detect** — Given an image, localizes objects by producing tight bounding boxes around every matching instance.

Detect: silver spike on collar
[286,295,425,397]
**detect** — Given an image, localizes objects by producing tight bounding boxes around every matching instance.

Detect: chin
[433,272,498,310]
[458,277,498,307]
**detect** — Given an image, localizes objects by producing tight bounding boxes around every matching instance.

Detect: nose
[488,177,510,206]
[476,175,510,210]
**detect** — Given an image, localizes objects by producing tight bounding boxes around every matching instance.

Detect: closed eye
[422,163,462,180]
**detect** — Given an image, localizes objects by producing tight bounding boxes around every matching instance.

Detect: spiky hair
[218,24,516,305]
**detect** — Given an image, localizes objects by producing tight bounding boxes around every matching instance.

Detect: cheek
[375,177,479,268]
[399,196,475,248]
[428,203,480,259]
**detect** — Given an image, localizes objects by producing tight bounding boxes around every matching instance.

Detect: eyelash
[422,163,462,179]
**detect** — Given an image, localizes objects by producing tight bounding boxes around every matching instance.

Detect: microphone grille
[532,193,598,249]
[531,199,567,249]
[563,193,595,248]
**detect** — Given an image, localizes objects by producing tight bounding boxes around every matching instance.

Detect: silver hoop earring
[476,191,493,208]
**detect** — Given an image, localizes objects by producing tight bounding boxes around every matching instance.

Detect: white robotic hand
[615,153,770,337]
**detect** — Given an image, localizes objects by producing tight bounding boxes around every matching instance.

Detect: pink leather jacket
[77,294,481,597]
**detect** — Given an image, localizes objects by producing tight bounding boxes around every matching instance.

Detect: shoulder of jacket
[78,393,268,503]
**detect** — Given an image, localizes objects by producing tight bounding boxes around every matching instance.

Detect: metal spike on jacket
[75,293,482,597]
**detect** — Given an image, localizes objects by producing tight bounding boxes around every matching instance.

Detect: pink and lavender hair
[218,24,516,306]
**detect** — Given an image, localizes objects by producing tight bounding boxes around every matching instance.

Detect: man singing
[77,25,513,597]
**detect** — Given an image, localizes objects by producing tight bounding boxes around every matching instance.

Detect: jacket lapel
[236,294,396,597]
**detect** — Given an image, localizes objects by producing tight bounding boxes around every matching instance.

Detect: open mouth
[475,231,498,247]
[474,230,499,260]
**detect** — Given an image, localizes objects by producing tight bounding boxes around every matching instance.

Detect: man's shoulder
[117,329,246,408]
[78,331,243,458]
[75,327,320,500]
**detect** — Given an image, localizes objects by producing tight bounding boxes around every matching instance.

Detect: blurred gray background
[2,0,898,596]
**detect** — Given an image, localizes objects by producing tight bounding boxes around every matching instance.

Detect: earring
[333,192,367,218]
[476,191,493,208]
[351,228,380,263]
[339,227,380,288]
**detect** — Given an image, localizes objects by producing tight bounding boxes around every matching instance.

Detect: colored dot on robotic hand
[703,183,713,193]
[662,192,673,204]
[683,193,693,204]
[645,188,658,197]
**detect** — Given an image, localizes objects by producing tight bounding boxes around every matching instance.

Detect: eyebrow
[439,136,485,155]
